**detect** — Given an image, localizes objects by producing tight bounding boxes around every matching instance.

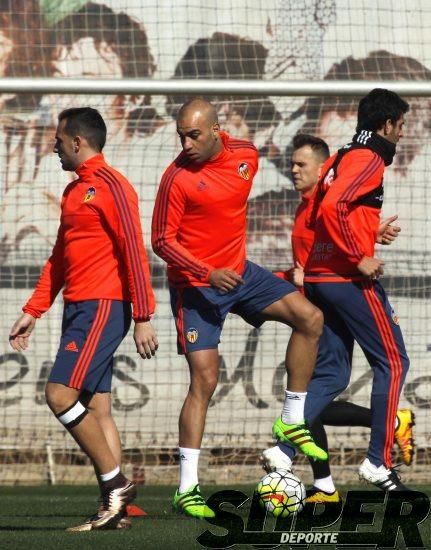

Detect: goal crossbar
[2,78,431,96]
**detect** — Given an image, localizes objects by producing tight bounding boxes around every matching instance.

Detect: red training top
[23,154,156,321]
[305,148,384,282]
[291,191,315,268]
[273,190,314,282]
[152,132,258,287]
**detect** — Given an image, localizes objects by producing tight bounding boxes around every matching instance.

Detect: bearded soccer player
[9,107,158,530]
[152,98,326,519]
[261,133,414,502]
[271,89,411,491]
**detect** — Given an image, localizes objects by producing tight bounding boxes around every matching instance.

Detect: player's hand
[377,215,401,245]
[134,321,158,359]
[209,269,245,292]
[289,261,304,287]
[357,256,385,279]
[9,313,37,351]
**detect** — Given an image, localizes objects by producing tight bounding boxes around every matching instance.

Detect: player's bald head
[177,98,218,126]
[176,98,223,163]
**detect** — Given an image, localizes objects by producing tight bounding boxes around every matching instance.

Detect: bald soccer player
[152,98,326,518]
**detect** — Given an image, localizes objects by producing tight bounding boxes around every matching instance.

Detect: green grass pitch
[0,484,430,549]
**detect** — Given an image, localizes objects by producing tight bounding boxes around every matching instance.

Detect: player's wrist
[134,316,151,323]
[354,254,368,267]
[22,307,41,319]
[206,267,216,284]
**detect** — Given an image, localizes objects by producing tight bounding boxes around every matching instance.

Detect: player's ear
[73,135,83,152]
[383,119,393,136]
[213,122,220,140]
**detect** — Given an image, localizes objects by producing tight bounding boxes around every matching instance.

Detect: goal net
[0,0,430,485]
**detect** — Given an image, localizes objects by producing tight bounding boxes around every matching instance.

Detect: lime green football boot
[172,484,215,519]
[272,418,328,461]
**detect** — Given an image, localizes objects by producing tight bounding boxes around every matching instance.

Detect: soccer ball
[255,469,306,518]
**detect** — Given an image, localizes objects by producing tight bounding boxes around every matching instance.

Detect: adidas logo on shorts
[65,341,79,352]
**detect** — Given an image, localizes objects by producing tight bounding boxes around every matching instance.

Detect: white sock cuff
[178,447,200,493]
[285,390,307,398]
[281,390,306,424]
[100,465,120,482]
[179,447,201,457]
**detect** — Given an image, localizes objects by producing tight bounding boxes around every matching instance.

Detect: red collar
[75,153,106,176]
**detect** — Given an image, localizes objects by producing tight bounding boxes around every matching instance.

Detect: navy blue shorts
[170,260,296,354]
[49,299,132,393]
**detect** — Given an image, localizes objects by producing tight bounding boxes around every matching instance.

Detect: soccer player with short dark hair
[271,89,412,491]
[152,98,328,519]
[9,106,158,530]
[262,133,414,501]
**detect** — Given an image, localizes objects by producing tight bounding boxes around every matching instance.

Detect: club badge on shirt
[323,168,335,187]
[84,187,96,202]
[186,327,199,343]
[238,162,250,180]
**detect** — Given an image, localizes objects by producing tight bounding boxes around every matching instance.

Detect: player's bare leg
[173,349,218,518]
[179,349,219,448]
[259,292,328,460]
[46,383,120,471]
[45,382,136,529]
[259,291,322,390]
[71,391,134,526]
[85,391,145,519]
[85,392,122,465]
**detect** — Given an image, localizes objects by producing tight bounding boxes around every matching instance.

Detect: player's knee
[303,306,323,339]
[201,376,218,399]
[45,383,78,415]
[190,372,218,400]
[45,384,60,412]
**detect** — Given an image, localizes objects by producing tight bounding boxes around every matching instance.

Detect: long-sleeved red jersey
[291,191,314,268]
[23,154,156,321]
[305,146,385,282]
[273,191,314,283]
[151,132,258,287]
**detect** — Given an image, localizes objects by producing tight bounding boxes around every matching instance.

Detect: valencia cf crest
[84,187,96,202]
[323,168,334,187]
[186,327,199,343]
[238,162,250,180]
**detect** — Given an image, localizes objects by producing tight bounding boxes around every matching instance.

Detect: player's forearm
[152,235,212,282]
[23,286,63,317]
[23,263,64,317]
[115,225,156,321]
[127,255,156,321]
